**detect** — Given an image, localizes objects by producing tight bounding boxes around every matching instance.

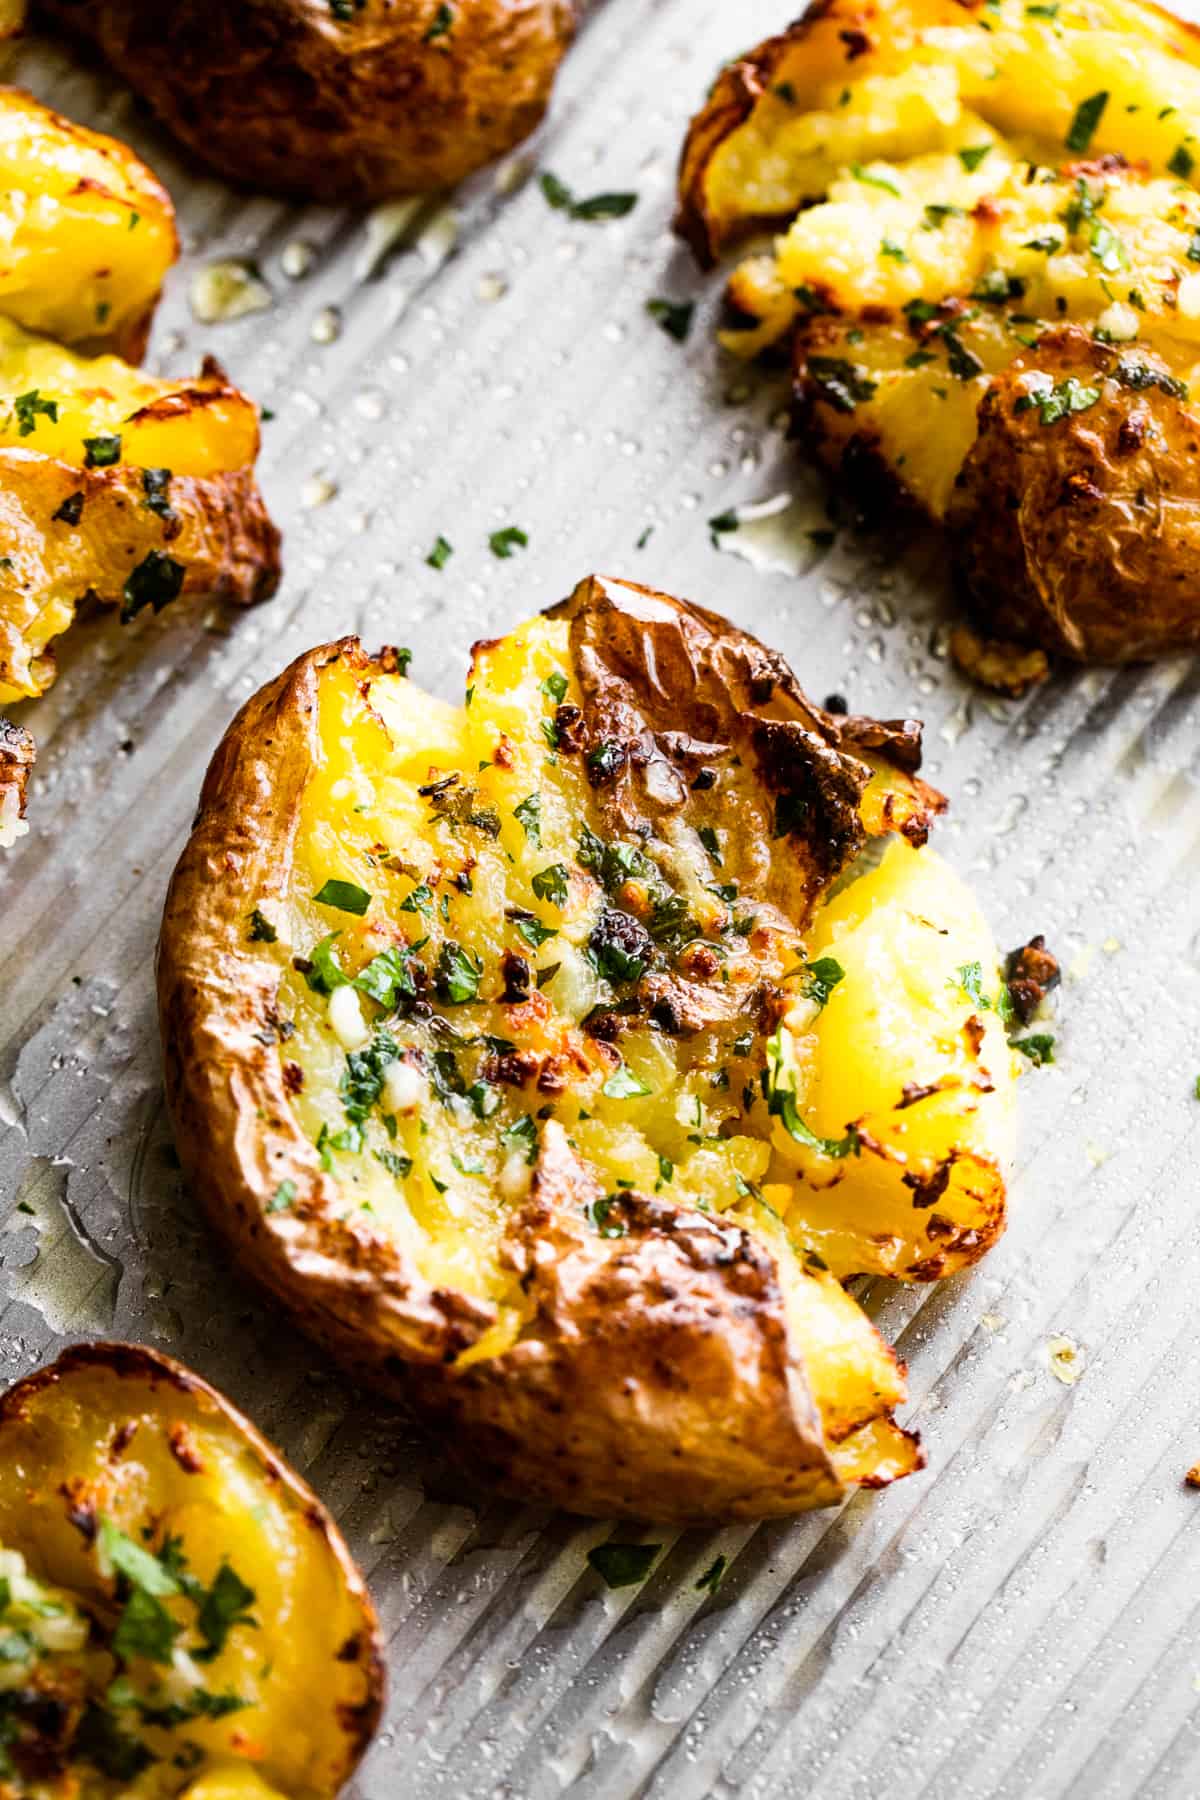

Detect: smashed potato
[157,576,1031,1522]
[678,0,1200,668]
[0,89,279,817]
[35,0,577,204]
[0,1342,382,1797]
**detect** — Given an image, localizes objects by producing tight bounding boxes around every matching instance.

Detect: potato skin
[0,449,281,702]
[0,1340,383,1797]
[40,0,577,203]
[674,20,808,269]
[158,580,941,1522]
[947,328,1200,663]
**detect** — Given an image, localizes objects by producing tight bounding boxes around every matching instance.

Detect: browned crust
[550,573,940,931]
[38,0,577,204]
[948,327,1200,662]
[674,17,814,267]
[0,450,281,701]
[156,579,935,1522]
[0,715,33,838]
[0,1339,385,1783]
[416,1125,844,1521]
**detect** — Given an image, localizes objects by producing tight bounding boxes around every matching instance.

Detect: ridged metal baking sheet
[3,4,1200,1795]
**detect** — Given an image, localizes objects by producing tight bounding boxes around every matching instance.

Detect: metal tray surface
[2,6,1200,1796]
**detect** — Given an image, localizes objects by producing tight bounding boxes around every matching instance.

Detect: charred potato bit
[0,715,33,847]
[36,0,578,204]
[678,0,1200,666]
[157,575,1025,1523]
[0,1342,382,1798]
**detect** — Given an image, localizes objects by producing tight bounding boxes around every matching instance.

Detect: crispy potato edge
[0,1338,385,1788]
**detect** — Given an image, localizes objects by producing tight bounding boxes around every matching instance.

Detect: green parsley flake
[489,525,528,558]
[646,297,696,342]
[83,433,122,468]
[513,793,542,846]
[313,878,372,916]
[587,1542,661,1588]
[602,1063,652,1099]
[1066,90,1108,153]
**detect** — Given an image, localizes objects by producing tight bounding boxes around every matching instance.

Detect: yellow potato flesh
[709,0,1200,518]
[0,318,260,476]
[0,1358,370,1798]
[777,837,1016,1278]
[275,617,1016,1482]
[0,85,176,355]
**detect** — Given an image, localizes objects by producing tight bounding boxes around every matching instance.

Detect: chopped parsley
[489,525,528,558]
[807,356,877,413]
[1169,142,1195,180]
[646,297,696,342]
[851,162,902,195]
[698,825,722,865]
[513,793,542,846]
[587,1542,661,1588]
[53,491,84,526]
[1065,90,1108,153]
[400,882,435,919]
[194,1565,257,1662]
[501,1114,539,1163]
[583,1193,626,1236]
[340,1029,401,1126]
[531,863,569,907]
[801,957,845,1008]
[304,932,348,993]
[434,941,483,1004]
[541,671,569,703]
[353,943,422,1007]
[13,390,57,436]
[880,236,909,262]
[375,1147,413,1178]
[957,144,992,172]
[765,1031,859,1158]
[120,550,185,623]
[1014,374,1102,424]
[313,878,371,915]
[601,1062,652,1099]
[425,534,453,570]
[1013,1033,1056,1065]
[1114,356,1188,399]
[511,910,557,948]
[424,1,453,38]
[267,1179,296,1212]
[540,173,638,221]
[141,467,174,517]
[83,433,122,468]
[695,1554,728,1596]
[971,269,1026,303]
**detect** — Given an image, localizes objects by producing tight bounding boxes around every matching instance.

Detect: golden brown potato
[948,326,1200,661]
[0,87,279,825]
[0,84,177,362]
[156,575,1027,1522]
[677,0,1200,672]
[0,1341,382,1798]
[38,0,577,204]
[0,345,280,706]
